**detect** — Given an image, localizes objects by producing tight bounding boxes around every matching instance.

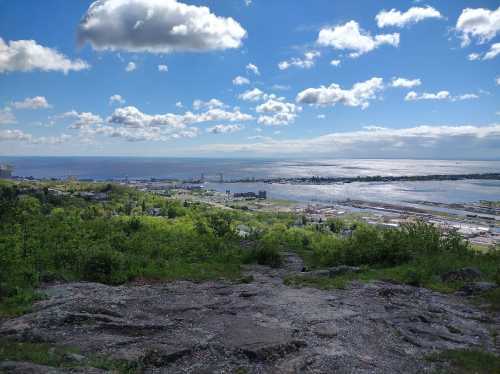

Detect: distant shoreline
[223,173,500,185]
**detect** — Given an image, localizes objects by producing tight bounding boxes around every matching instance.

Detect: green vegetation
[0,339,140,372]
[427,349,500,374]
[1,180,499,319]
[0,181,247,316]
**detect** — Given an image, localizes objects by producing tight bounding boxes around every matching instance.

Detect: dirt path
[0,253,497,373]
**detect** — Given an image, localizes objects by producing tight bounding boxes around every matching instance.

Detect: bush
[82,250,127,285]
[250,246,282,268]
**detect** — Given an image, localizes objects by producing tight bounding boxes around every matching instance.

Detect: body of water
[1,157,499,205]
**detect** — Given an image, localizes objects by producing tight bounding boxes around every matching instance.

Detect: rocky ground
[0,253,498,373]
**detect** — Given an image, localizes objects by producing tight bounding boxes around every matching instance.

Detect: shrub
[251,246,282,268]
[82,250,127,285]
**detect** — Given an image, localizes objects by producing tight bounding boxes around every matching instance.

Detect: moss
[427,349,500,374]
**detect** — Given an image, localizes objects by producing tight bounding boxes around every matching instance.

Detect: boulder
[459,282,497,296]
[328,265,361,278]
[441,267,482,282]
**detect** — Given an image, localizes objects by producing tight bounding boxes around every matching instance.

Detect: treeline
[228,172,500,184]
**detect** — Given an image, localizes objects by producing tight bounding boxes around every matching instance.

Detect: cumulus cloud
[468,53,481,61]
[405,91,479,102]
[0,38,89,74]
[0,129,71,144]
[102,105,252,142]
[376,6,442,28]
[246,63,260,75]
[317,21,399,58]
[233,75,250,85]
[278,51,321,70]
[391,77,421,88]
[484,42,500,60]
[238,88,270,102]
[330,59,341,67]
[466,43,500,61]
[317,114,326,119]
[158,64,168,72]
[11,96,51,110]
[109,94,126,105]
[200,124,500,158]
[256,98,301,126]
[496,77,500,86]
[59,110,104,129]
[108,106,253,130]
[0,108,16,125]
[206,124,244,134]
[125,62,136,72]
[456,7,500,46]
[193,98,225,110]
[78,0,246,53]
[296,77,384,109]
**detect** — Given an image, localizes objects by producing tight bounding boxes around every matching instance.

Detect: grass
[0,291,44,318]
[284,256,498,296]
[427,349,500,374]
[0,339,140,373]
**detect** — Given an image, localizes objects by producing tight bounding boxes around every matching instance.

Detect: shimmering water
[1,157,498,205]
[1,157,499,180]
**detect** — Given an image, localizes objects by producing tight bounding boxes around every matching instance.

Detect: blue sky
[0,0,498,159]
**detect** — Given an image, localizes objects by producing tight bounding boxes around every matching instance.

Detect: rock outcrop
[0,254,497,373]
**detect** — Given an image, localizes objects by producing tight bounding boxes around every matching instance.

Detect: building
[0,164,13,178]
[233,190,267,199]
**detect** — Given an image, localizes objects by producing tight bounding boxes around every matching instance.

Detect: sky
[0,0,499,159]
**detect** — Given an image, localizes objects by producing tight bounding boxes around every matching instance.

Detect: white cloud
[0,108,16,125]
[158,64,168,72]
[496,77,500,86]
[466,43,500,61]
[453,93,479,101]
[175,101,183,108]
[238,88,270,102]
[0,129,71,144]
[296,77,384,109]
[484,42,500,60]
[376,6,442,28]
[468,53,481,61]
[0,38,89,74]
[200,124,500,158]
[272,84,291,91]
[207,124,244,134]
[246,63,260,75]
[330,59,341,67]
[97,105,252,142]
[391,77,421,88]
[59,110,104,129]
[78,0,247,53]
[278,51,321,70]
[109,94,126,105]
[125,62,136,72]
[193,98,225,110]
[317,114,326,119]
[108,106,253,129]
[456,7,500,47]
[233,75,250,85]
[405,91,479,101]
[317,21,399,58]
[256,98,301,126]
[244,0,252,6]
[11,96,51,110]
